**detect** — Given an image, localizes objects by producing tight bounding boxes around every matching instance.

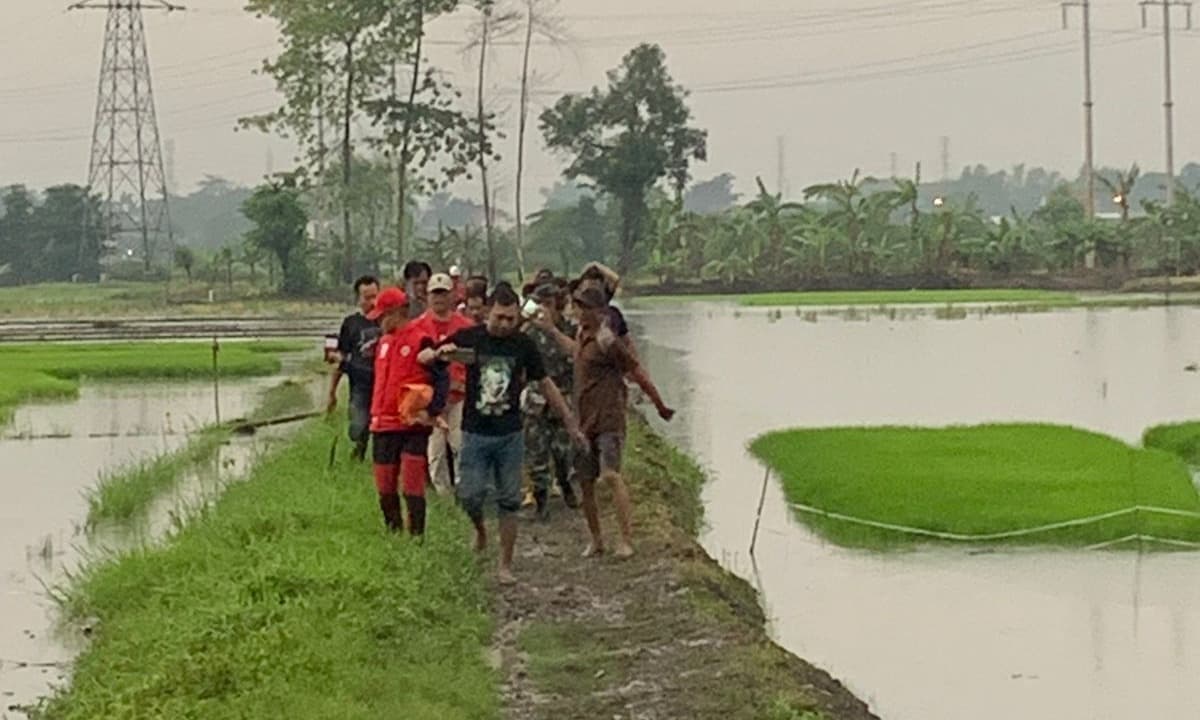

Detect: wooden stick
[749,466,770,557]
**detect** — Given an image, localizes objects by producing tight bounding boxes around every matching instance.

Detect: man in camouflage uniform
[523,281,580,519]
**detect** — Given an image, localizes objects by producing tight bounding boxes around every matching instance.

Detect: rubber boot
[534,488,550,522]
[378,494,403,532]
[404,495,427,538]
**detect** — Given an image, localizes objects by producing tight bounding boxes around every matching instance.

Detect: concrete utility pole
[1141,0,1192,206]
[939,136,950,181]
[1063,0,1096,218]
[776,135,786,197]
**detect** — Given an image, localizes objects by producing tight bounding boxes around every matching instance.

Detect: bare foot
[581,542,605,558]
[497,567,517,586]
[614,543,635,560]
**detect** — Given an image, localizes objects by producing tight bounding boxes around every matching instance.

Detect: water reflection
[632,304,1200,720]
[0,379,282,716]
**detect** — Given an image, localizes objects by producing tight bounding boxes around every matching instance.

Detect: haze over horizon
[4,0,1200,208]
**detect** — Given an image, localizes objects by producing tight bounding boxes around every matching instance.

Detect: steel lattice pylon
[73,0,182,272]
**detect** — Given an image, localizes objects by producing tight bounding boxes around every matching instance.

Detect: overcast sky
[3,0,1200,209]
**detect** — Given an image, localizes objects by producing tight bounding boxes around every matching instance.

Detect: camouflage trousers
[524,413,573,493]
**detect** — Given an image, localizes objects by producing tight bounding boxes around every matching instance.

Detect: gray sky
[3,0,1200,209]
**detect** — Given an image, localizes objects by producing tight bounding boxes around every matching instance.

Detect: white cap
[429,273,454,292]
[448,265,462,277]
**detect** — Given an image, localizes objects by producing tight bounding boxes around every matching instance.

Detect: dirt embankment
[492,418,878,720]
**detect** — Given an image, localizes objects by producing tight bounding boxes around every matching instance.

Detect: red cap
[367,287,408,320]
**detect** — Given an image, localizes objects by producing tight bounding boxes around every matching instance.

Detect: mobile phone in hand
[446,347,478,365]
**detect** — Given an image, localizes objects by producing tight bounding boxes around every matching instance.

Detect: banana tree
[803,170,882,276]
[746,176,804,276]
[1096,164,1140,222]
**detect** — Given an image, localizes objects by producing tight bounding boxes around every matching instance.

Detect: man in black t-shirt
[328,275,381,461]
[425,284,584,586]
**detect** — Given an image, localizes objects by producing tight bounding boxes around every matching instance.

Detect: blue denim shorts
[457,431,525,518]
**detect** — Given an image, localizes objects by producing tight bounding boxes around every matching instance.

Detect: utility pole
[776,135,786,197]
[940,136,951,181]
[72,0,181,276]
[1141,0,1191,206]
[1063,0,1096,218]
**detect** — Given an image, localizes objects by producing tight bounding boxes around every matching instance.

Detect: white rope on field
[787,502,1200,543]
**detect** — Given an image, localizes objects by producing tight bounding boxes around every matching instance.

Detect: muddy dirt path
[491,421,877,720]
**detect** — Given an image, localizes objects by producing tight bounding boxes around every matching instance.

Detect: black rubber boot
[378,494,403,532]
[534,489,550,522]
[405,495,427,538]
[351,438,368,463]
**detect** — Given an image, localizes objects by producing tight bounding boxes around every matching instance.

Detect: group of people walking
[327,262,674,584]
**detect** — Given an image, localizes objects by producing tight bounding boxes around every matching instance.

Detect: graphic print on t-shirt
[477,355,515,416]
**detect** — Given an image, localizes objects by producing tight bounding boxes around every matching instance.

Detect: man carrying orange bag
[368,287,447,536]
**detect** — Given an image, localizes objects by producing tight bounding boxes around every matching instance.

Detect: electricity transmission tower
[1140,0,1191,206]
[71,0,182,273]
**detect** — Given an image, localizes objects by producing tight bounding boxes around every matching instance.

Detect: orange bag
[397,383,434,426]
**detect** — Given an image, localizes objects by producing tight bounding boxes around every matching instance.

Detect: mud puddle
[632,304,1200,720]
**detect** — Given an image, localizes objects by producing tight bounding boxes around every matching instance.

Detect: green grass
[0,281,343,318]
[86,428,230,527]
[247,377,317,423]
[636,288,1077,307]
[751,424,1200,548]
[85,375,318,527]
[1144,421,1200,465]
[0,340,301,423]
[35,420,497,720]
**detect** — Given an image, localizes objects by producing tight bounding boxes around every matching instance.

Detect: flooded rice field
[0,376,304,717]
[633,303,1200,720]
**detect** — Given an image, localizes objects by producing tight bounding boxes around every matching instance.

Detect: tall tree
[174,246,196,282]
[513,0,566,281]
[466,1,518,280]
[684,173,740,215]
[244,0,391,283]
[540,44,706,276]
[0,186,37,284]
[242,178,313,296]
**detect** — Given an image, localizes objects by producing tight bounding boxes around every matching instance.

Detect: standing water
[633,303,1200,720]
[0,377,299,716]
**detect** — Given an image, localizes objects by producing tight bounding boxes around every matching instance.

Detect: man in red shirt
[416,273,475,493]
[369,287,444,536]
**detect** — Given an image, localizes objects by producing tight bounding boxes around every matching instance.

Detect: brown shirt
[574,329,637,437]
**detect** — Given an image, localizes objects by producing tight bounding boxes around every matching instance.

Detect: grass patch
[1144,421,1200,465]
[247,378,316,423]
[636,288,1077,307]
[35,420,497,720]
[0,281,343,318]
[86,427,230,527]
[751,424,1200,548]
[0,340,298,423]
